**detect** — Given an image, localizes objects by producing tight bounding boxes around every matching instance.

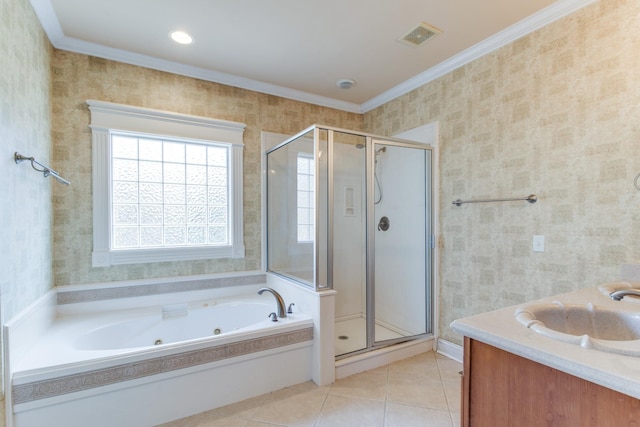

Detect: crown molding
[31,0,596,115]
[30,0,64,42]
[56,36,364,114]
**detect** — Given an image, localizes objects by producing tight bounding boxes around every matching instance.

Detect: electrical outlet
[533,235,545,253]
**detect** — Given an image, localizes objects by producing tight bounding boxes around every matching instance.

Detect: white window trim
[87,99,246,267]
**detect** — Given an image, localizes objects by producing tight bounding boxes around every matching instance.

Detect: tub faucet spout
[258,287,287,318]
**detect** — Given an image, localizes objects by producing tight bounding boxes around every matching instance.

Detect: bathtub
[5,276,315,427]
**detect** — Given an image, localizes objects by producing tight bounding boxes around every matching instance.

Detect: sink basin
[515,301,640,356]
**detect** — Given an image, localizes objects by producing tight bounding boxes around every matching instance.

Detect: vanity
[451,282,640,426]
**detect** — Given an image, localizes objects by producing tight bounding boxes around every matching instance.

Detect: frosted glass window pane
[208,226,227,244]
[186,185,207,204]
[113,182,138,204]
[164,184,185,204]
[208,206,227,224]
[297,158,309,174]
[113,204,138,225]
[298,174,310,191]
[207,147,227,166]
[297,208,308,224]
[298,226,310,242]
[207,167,227,186]
[139,139,162,161]
[140,226,163,246]
[208,187,227,205]
[164,141,185,163]
[165,205,186,224]
[296,154,315,243]
[139,183,163,204]
[139,161,162,183]
[186,165,206,185]
[113,226,139,248]
[164,226,186,245]
[298,191,309,208]
[164,163,186,184]
[113,159,138,181]
[140,205,162,225]
[109,131,234,253]
[188,226,206,244]
[112,136,138,159]
[188,205,207,224]
[186,145,207,165]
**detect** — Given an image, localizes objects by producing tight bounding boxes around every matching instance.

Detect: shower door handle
[378,216,390,231]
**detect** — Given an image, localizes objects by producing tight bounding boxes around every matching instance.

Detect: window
[111,133,230,249]
[88,100,246,267]
[296,154,314,242]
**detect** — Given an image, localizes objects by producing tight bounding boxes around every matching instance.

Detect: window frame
[87,100,246,267]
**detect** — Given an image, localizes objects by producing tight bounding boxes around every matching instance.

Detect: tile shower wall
[0,0,53,329]
[364,0,640,345]
[51,52,363,286]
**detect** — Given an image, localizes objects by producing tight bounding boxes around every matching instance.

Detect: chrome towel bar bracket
[452,194,537,206]
[14,152,70,185]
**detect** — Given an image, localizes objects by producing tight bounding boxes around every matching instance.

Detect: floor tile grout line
[162,351,463,426]
[312,388,331,427]
[382,363,390,426]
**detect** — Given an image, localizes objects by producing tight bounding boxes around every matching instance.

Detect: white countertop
[450,282,640,399]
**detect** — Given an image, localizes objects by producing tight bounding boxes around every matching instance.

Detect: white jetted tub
[5,278,314,427]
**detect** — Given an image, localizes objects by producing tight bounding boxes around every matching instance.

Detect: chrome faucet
[258,287,287,318]
[610,289,640,301]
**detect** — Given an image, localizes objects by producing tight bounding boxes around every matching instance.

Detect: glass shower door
[332,131,368,356]
[370,140,432,345]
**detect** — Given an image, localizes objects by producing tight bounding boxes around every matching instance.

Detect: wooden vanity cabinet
[461,337,640,426]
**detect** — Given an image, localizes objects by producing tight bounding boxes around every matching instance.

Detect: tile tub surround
[56,272,267,305]
[12,326,314,405]
[451,283,640,400]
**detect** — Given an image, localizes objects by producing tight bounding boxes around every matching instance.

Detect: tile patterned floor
[160,351,462,427]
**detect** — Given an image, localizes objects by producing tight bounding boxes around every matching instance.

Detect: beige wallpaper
[1,0,52,407]
[51,52,363,286]
[0,0,53,322]
[364,0,640,344]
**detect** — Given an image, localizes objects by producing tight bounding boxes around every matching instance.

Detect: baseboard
[436,338,463,363]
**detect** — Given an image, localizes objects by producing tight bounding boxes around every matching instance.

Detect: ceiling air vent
[398,22,442,47]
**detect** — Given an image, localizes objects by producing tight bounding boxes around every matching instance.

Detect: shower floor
[335,317,403,356]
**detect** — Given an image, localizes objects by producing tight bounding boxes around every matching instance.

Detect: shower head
[354,144,386,155]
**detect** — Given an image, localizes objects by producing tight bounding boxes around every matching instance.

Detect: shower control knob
[378,216,390,231]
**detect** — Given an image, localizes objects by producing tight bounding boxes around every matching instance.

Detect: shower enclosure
[266,125,432,358]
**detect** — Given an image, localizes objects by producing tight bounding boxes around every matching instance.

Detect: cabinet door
[463,337,640,426]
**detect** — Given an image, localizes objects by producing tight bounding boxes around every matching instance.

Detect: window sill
[92,245,245,267]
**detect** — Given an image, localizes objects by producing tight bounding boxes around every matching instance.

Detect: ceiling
[32,0,594,113]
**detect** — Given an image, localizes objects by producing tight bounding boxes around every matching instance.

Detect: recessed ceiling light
[337,79,356,90]
[170,31,193,45]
